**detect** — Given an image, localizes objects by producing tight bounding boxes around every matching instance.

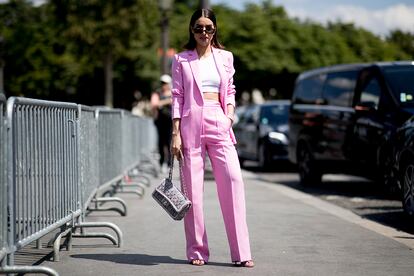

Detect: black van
[288,61,414,188]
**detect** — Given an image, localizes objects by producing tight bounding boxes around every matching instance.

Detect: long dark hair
[183,9,224,50]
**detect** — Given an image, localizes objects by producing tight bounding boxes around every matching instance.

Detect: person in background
[170,8,254,268]
[131,90,151,117]
[151,74,173,173]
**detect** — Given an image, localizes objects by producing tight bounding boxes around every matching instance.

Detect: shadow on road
[71,253,234,267]
[71,253,187,266]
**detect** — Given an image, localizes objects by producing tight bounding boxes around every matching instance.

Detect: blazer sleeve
[226,52,236,107]
[171,54,184,119]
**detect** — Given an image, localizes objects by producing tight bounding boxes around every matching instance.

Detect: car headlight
[268,132,288,144]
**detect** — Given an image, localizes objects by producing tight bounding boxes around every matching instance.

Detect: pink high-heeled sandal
[190,259,206,266]
[233,260,255,268]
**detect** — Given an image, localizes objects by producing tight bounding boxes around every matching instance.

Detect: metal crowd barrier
[119,111,152,190]
[0,97,156,275]
[123,113,154,186]
[68,105,122,257]
[122,112,137,171]
[1,97,77,275]
[97,109,123,187]
[132,116,159,178]
[96,109,147,199]
[0,94,10,270]
[79,106,100,214]
[76,107,127,216]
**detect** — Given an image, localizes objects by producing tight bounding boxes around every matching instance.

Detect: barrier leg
[53,233,63,262]
[37,239,42,249]
[0,266,59,276]
[73,222,122,248]
[65,230,73,251]
[127,171,151,187]
[48,225,69,262]
[113,181,145,198]
[88,197,127,216]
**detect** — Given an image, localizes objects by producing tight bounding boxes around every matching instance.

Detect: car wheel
[258,143,271,169]
[297,144,322,186]
[401,160,414,216]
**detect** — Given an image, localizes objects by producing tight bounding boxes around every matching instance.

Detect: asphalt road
[11,161,414,276]
[243,160,414,238]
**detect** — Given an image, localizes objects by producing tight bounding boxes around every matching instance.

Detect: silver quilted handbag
[152,156,191,220]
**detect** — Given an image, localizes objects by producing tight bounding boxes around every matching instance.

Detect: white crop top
[199,54,221,93]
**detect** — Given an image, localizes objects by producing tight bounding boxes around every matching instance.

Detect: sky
[210,0,414,36]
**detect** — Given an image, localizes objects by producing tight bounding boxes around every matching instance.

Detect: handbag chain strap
[168,154,189,198]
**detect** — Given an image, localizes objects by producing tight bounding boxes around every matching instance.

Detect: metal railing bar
[74,221,122,248]
[1,96,158,274]
[89,197,127,217]
[0,265,59,276]
[15,210,82,250]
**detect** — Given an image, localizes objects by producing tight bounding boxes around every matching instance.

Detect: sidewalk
[44,170,414,276]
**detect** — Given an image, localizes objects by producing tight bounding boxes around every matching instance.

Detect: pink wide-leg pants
[182,100,252,263]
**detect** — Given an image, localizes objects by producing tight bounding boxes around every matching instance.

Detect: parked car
[288,61,414,194]
[233,100,290,168]
[234,104,246,125]
[393,113,414,216]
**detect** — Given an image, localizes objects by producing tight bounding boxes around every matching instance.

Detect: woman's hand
[171,118,182,160]
[171,133,183,160]
[227,103,235,126]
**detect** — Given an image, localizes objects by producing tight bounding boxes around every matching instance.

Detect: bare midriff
[203,92,219,101]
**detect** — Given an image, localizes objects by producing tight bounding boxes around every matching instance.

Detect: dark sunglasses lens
[193,27,204,34]
[205,27,215,34]
[193,26,215,34]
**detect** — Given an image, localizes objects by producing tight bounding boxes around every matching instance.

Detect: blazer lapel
[212,48,227,108]
[188,49,203,95]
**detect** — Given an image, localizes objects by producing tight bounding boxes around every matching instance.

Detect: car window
[383,66,414,107]
[293,74,326,104]
[248,106,260,123]
[241,106,257,124]
[322,71,358,107]
[260,105,289,125]
[235,106,246,124]
[360,77,381,109]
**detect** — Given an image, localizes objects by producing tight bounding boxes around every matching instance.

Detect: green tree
[328,22,407,62]
[1,1,80,99]
[1,0,411,105]
[51,0,159,107]
[388,30,414,57]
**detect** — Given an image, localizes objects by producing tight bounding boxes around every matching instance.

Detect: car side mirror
[355,101,377,112]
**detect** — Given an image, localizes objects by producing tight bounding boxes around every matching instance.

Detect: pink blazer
[171,47,237,149]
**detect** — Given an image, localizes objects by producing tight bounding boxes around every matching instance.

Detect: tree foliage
[0,0,413,107]
[50,0,159,106]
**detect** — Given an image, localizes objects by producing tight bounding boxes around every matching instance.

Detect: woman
[151,74,173,172]
[170,9,254,268]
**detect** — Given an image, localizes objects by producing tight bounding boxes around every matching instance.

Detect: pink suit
[171,47,252,263]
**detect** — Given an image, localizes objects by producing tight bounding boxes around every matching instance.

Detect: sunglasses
[193,25,216,34]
